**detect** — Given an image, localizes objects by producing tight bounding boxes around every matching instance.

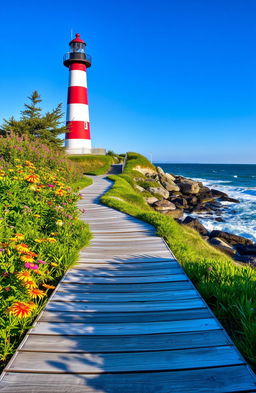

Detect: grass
[69,154,113,175]
[101,152,256,370]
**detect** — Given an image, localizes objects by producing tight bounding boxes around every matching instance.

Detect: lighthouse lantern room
[63,33,92,154]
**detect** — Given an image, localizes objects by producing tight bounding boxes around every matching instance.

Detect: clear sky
[1,0,256,163]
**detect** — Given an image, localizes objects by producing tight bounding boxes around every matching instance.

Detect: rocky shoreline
[135,166,256,267]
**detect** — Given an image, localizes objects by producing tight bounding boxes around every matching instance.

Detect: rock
[165,208,184,219]
[234,254,256,266]
[211,189,228,198]
[221,196,240,203]
[165,173,176,182]
[156,166,165,176]
[182,216,209,236]
[148,187,169,199]
[134,185,145,193]
[134,166,156,176]
[209,230,253,246]
[209,237,236,256]
[153,199,176,212]
[215,217,225,222]
[160,179,180,192]
[176,180,200,194]
[171,197,188,208]
[146,196,159,205]
[235,244,256,256]
[186,196,198,206]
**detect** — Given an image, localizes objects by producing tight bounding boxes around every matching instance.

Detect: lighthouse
[63,34,92,154]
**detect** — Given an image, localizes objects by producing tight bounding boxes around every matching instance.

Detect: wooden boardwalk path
[1,174,256,392]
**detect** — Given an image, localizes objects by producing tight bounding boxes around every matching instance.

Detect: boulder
[211,189,228,198]
[156,166,165,176]
[177,180,200,194]
[221,196,240,203]
[234,254,256,266]
[209,230,253,246]
[209,237,236,256]
[148,187,169,199]
[165,173,176,182]
[182,216,209,236]
[146,196,159,205]
[165,208,184,219]
[134,185,145,193]
[153,199,176,212]
[171,197,188,208]
[160,179,180,192]
[235,244,256,256]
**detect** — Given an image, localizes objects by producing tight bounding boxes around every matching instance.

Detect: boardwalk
[1,174,256,392]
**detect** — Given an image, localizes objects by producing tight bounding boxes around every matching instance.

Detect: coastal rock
[211,189,228,198]
[220,196,240,203]
[209,237,236,256]
[182,216,209,236]
[235,245,256,256]
[146,196,159,204]
[156,166,165,176]
[135,185,145,193]
[160,179,180,192]
[171,197,188,208]
[234,254,256,266]
[148,186,169,199]
[153,199,176,212]
[209,230,253,246]
[176,180,200,194]
[165,208,184,219]
[134,166,156,176]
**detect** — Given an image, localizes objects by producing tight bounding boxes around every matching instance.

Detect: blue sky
[1,0,256,163]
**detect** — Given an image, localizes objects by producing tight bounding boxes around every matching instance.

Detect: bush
[69,155,113,175]
[0,134,91,368]
[101,153,256,370]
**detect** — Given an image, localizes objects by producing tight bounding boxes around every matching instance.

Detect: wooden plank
[76,257,176,263]
[20,329,230,352]
[73,261,180,270]
[2,366,255,393]
[6,346,245,374]
[62,273,187,284]
[52,289,199,303]
[64,268,184,278]
[57,281,193,293]
[46,298,206,313]
[29,318,219,335]
[39,308,211,323]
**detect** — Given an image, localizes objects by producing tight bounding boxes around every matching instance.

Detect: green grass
[101,153,256,370]
[69,155,113,175]
[123,152,156,178]
[70,175,93,192]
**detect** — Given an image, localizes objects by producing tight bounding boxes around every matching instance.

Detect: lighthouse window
[84,122,88,130]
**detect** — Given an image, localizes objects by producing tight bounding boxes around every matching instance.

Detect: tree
[0,91,66,149]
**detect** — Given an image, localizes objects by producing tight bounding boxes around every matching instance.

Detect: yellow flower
[8,302,34,318]
[23,279,37,289]
[56,220,63,226]
[25,174,40,183]
[28,288,46,299]
[33,214,41,218]
[10,233,25,242]
[50,262,58,267]
[42,283,55,290]
[55,189,66,196]
[16,243,30,254]
[35,239,44,243]
[46,238,57,243]
[17,271,32,282]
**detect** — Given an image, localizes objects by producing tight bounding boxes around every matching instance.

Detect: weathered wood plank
[20,329,230,352]
[62,273,187,284]
[63,267,184,277]
[52,289,199,302]
[2,366,255,393]
[6,346,245,373]
[30,318,219,335]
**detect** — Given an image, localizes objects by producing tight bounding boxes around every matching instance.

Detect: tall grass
[101,153,256,370]
[69,154,113,175]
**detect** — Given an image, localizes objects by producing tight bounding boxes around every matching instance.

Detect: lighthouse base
[65,138,92,155]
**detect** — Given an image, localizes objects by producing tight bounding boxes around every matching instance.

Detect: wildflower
[33,214,41,218]
[8,301,34,318]
[21,255,35,263]
[25,174,40,183]
[16,243,30,254]
[55,188,66,196]
[28,288,46,299]
[37,259,46,264]
[10,233,24,242]
[29,184,38,191]
[2,272,8,277]
[46,238,57,243]
[50,232,58,236]
[0,248,5,252]
[50,262,58,267]
[47,184,55,188]
[5,287,10,292]
[35,239,44,243]
[17,270,32,281]
[56,220,63,226]
[24,262,39,270]
[42,283,55,290]
[23,279,37,289]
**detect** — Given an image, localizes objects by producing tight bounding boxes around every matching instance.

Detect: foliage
[0,91,66,149]
[69,154,113,175]
[101,153,256,370]
[123,152,156,178]
[0,134,91,368]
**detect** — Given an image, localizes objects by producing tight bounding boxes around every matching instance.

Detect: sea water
[155,163,256,242]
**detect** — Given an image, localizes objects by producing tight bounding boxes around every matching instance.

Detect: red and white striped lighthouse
[63,34,92,154]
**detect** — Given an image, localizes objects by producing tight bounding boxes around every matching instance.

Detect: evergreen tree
[0,91,66,149]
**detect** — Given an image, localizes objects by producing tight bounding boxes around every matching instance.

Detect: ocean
[155,163,256,242]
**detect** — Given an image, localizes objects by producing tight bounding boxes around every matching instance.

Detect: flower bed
[0,134,91,368]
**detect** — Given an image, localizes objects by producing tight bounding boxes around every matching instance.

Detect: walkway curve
[1,175,256,392]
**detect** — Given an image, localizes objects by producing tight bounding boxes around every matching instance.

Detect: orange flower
[17,270,32,282]
[46,238,57,243]
[42,283,55,289]
[25,174,40,183]
[21,255,35,263]
[28,288,46,299]
[10,233,25,242]
[55,189,66,196]
[16,243,30,254]
[8,301,35,318]
[23,279,37,289]
[34,238,44,243]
